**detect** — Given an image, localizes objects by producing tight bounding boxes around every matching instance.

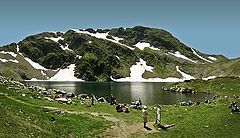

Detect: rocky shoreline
[162,86,197,93]
[0,75,107,106]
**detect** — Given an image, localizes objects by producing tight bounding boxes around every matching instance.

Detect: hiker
[91,94,94,105]
[116,104,123,112]
[142,106,148,128]
[110,94,117,105]
[130,100,141,109]
[229,101,236,108]
[124,107,130,113]
[230,102,240,114]
[231,105,239,114]
[139,98,142,106]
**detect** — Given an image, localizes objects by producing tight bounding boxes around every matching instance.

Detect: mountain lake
[24,81,212,105]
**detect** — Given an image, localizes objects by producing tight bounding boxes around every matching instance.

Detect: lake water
[24,81,212,105]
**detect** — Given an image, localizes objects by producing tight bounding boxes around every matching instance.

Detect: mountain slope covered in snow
[0,26,238,82]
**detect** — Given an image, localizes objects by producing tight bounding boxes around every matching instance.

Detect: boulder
[66,93,75,98]
[55,98,68,103]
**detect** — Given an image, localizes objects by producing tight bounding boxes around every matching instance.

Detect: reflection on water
[24,81,212,105]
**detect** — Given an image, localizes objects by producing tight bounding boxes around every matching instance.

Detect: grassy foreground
[0,84,111,138]
[0,77,240,138]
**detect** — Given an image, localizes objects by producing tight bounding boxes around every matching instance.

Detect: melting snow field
[191,48,213,63]
[111,59,195,82]
[0,51,17,57]
[24,57,47,70]
[169,51,197,63]
[208,56,217,61]
[45,36,73,51]
[0,58,18,63]
[71,29,134,50]
[45,36,64,42]
[176,66,195,80]
[49,64,84,81]
[0,51,18,63]
[134,42,160,51]
[202,76,216,80]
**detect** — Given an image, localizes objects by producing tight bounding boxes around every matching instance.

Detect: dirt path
[1,92,158,137]
[98,121,158,138]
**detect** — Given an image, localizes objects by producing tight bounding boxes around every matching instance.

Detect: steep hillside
[0,26,238,82]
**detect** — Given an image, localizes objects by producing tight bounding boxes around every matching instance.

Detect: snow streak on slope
[45,36,64,42]
[0,51,17,57]
[23,57,47,70]
[191,48,213,63]
[202,76,216,80]
[17,45,20,52]
[111,59,196,82]
[0,58,18,63]
[49,64,84,81]
[169,51,197,63]
[45,36,73,51]
[208,56,217,61]
[112,36,123,42]
[71,29,134,50]
[60,44,73,51]
[0,50,18,63]
[176,66,195,80]
[134,42,160,51]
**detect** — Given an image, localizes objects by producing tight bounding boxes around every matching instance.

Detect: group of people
[109,94,149,127]
[229,101,239,114]
[115,104,129,113]
[130,98,142,109]
[95,94,149,128]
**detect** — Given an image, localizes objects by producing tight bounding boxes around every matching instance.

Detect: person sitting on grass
[116,104,123,112]
[124,107,130,113]
[110,94,118,105]
[229,101,237,108]
[231,104,240,114]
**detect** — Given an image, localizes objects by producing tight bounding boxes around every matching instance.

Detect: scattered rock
[55,98,68,103]
[49,116,55,121]
[66,93,75,98]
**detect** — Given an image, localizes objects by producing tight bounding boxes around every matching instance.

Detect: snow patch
[112,59,185,82]
[176,66,195,80]
[45,36,73,51]
[169,51,197,63]
[71,29,134,50]
[76,55,82,59]
[45,36,64,42]
[191,48,213,63]
[0,51,17,58]
[202,76,216,80]
[115,56,120,60]
[112,59,195,82]
[112,36,123,42]
[0,58,18,63]
[49,64,84,81]
[41,70,46,76]
[30,78,38,81]
[17,45,20,52]
[60,44,73,51]
[41,70,49,79]
[24,57,47,70]
[134,42,160,51]
[208,56,217,61]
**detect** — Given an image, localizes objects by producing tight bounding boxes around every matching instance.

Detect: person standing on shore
[142,106,148,128]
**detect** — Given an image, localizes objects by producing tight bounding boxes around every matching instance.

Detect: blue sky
[0,0,239,58]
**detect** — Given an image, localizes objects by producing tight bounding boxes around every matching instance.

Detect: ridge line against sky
[0,0,239,58]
